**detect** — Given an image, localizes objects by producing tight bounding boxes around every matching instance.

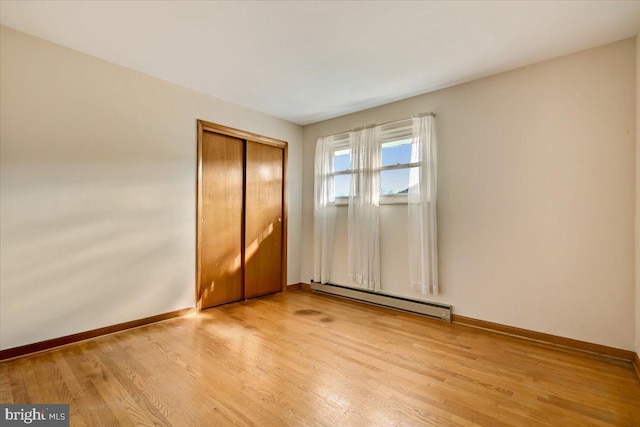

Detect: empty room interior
[2,1,640,425]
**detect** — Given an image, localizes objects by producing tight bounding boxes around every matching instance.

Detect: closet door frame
[196,120,288,311]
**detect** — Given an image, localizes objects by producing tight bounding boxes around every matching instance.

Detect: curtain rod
[324,112,435,139]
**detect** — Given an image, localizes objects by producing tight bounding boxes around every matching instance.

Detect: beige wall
[636,35,640,355]
[302,39,636,350]
[0,26,303,350]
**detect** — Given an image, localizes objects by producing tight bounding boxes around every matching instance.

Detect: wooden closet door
[200,131,244,309]
[244,141,284,298]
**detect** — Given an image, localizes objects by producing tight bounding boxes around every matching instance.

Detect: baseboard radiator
[310,282,452,322]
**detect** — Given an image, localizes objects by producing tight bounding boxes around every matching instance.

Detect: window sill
[333,195,409,206]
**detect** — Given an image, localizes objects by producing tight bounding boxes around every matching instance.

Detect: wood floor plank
[1,289,639,426]
[0,363,15,404]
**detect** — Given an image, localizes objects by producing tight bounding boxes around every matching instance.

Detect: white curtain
[348,127,381,290]
[313,136,338,284]
[408,115,438,294]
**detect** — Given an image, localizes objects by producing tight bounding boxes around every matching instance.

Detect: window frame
[329,122,417,205]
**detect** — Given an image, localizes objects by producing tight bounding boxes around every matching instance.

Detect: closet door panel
[200,131,244,308]
[244,141,283,298]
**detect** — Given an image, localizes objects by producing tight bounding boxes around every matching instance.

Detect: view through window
[332,135,416,200]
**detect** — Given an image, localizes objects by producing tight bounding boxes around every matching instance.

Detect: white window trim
[334,194,409,206]
[327,123,419,205]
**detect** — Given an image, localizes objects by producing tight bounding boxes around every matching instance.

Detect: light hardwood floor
[2,289,639,426]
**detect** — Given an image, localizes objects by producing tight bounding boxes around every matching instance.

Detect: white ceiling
[1,1,639,125]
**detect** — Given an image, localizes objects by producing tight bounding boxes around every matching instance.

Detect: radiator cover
[310,282,452,322]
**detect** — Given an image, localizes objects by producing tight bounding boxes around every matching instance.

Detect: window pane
[380,167,418,195]
[334,149,350,172]
[381,139,411,167]
[334,174,351,198]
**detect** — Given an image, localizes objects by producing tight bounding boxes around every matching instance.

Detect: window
[314,114,437,293]
[380,138,417,197]
[333,145,351,198]
[379,123,416,201]
[328,123,417,204]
